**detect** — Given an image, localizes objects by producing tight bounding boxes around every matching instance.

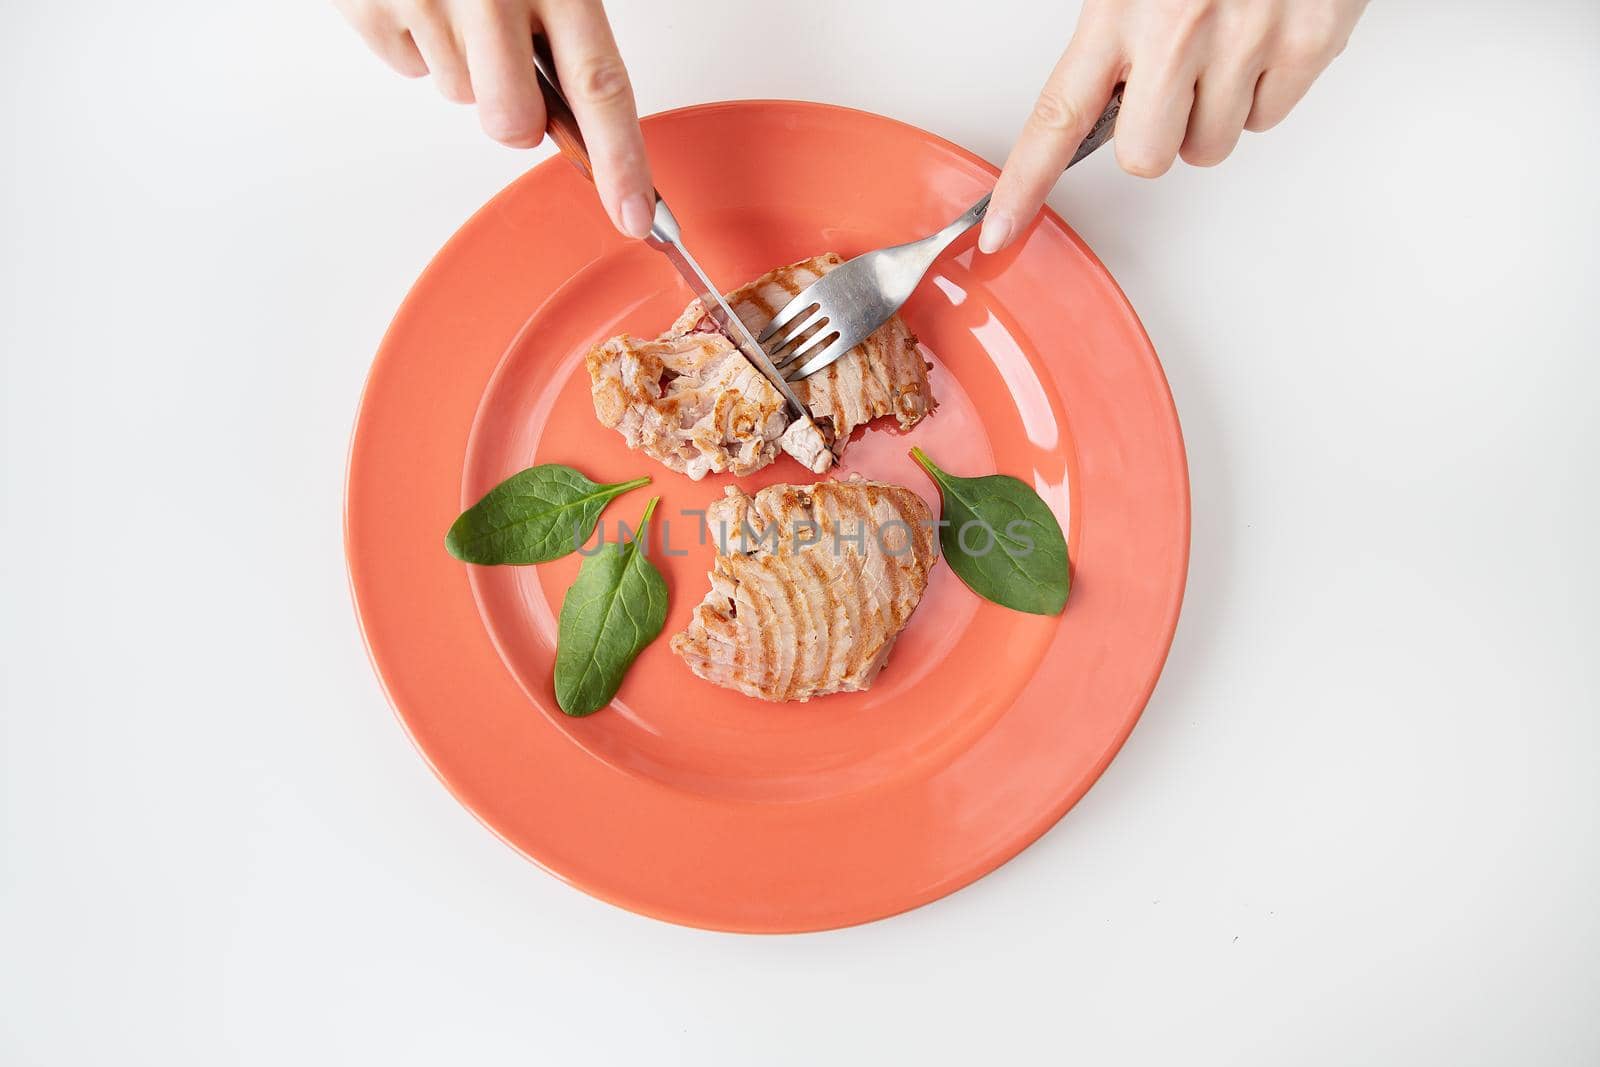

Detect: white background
[4,1,1597,1063]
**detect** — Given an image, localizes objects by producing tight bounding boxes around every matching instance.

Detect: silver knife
[531,41,811,419]
[641,202,810,418]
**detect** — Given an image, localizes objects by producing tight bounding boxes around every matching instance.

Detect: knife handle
[531,36,597,183]
[534,36,669,246]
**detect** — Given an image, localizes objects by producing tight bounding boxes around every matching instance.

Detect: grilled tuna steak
[728,253,935,445]
[586,256,934,480]
[670,478,938,702]
[587,302,831,480]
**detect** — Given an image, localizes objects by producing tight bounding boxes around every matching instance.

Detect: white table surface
[5,1,1598,1063]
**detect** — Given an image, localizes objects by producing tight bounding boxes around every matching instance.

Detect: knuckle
[1279,38,1328,68]
[1278,17,1342,67]
[575,57,632,105]
[1166,0,1217,46]
[1029,89,1084,134]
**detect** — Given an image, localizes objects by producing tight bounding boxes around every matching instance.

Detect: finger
[334,0,428,78]
[461,2,546,147]
[982,29,1121,253]
[407,7,473,105]
[1245,66,1318,132]
[544,1,653,239]
[1114,58,1197,179]
[385,30,429,79]
[1179,63,1258,167]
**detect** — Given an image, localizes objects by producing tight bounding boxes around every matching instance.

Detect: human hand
[334,0,653,239]
[981,0,1368,253]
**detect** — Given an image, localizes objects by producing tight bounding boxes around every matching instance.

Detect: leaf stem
[909,445,946,487]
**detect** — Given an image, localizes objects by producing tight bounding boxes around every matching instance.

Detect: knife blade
[641,200,811,418]
[530,40,812,420]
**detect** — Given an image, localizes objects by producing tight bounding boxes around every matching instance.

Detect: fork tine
[763,306,830,357]
[783,333,857,382]
[756,286,823,343]
[772,327,841,372]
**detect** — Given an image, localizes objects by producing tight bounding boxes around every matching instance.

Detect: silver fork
[759,89,1124,382]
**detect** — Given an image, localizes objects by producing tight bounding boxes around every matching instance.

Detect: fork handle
[1066,85,1125,170]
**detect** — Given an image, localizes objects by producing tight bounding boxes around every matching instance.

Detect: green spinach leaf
[911,447,1070,615]
[553,497,668,716]
[446,464,649,565]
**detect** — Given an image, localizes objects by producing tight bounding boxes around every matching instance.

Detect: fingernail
[978,212,1014,255]
[619,194,653,240]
